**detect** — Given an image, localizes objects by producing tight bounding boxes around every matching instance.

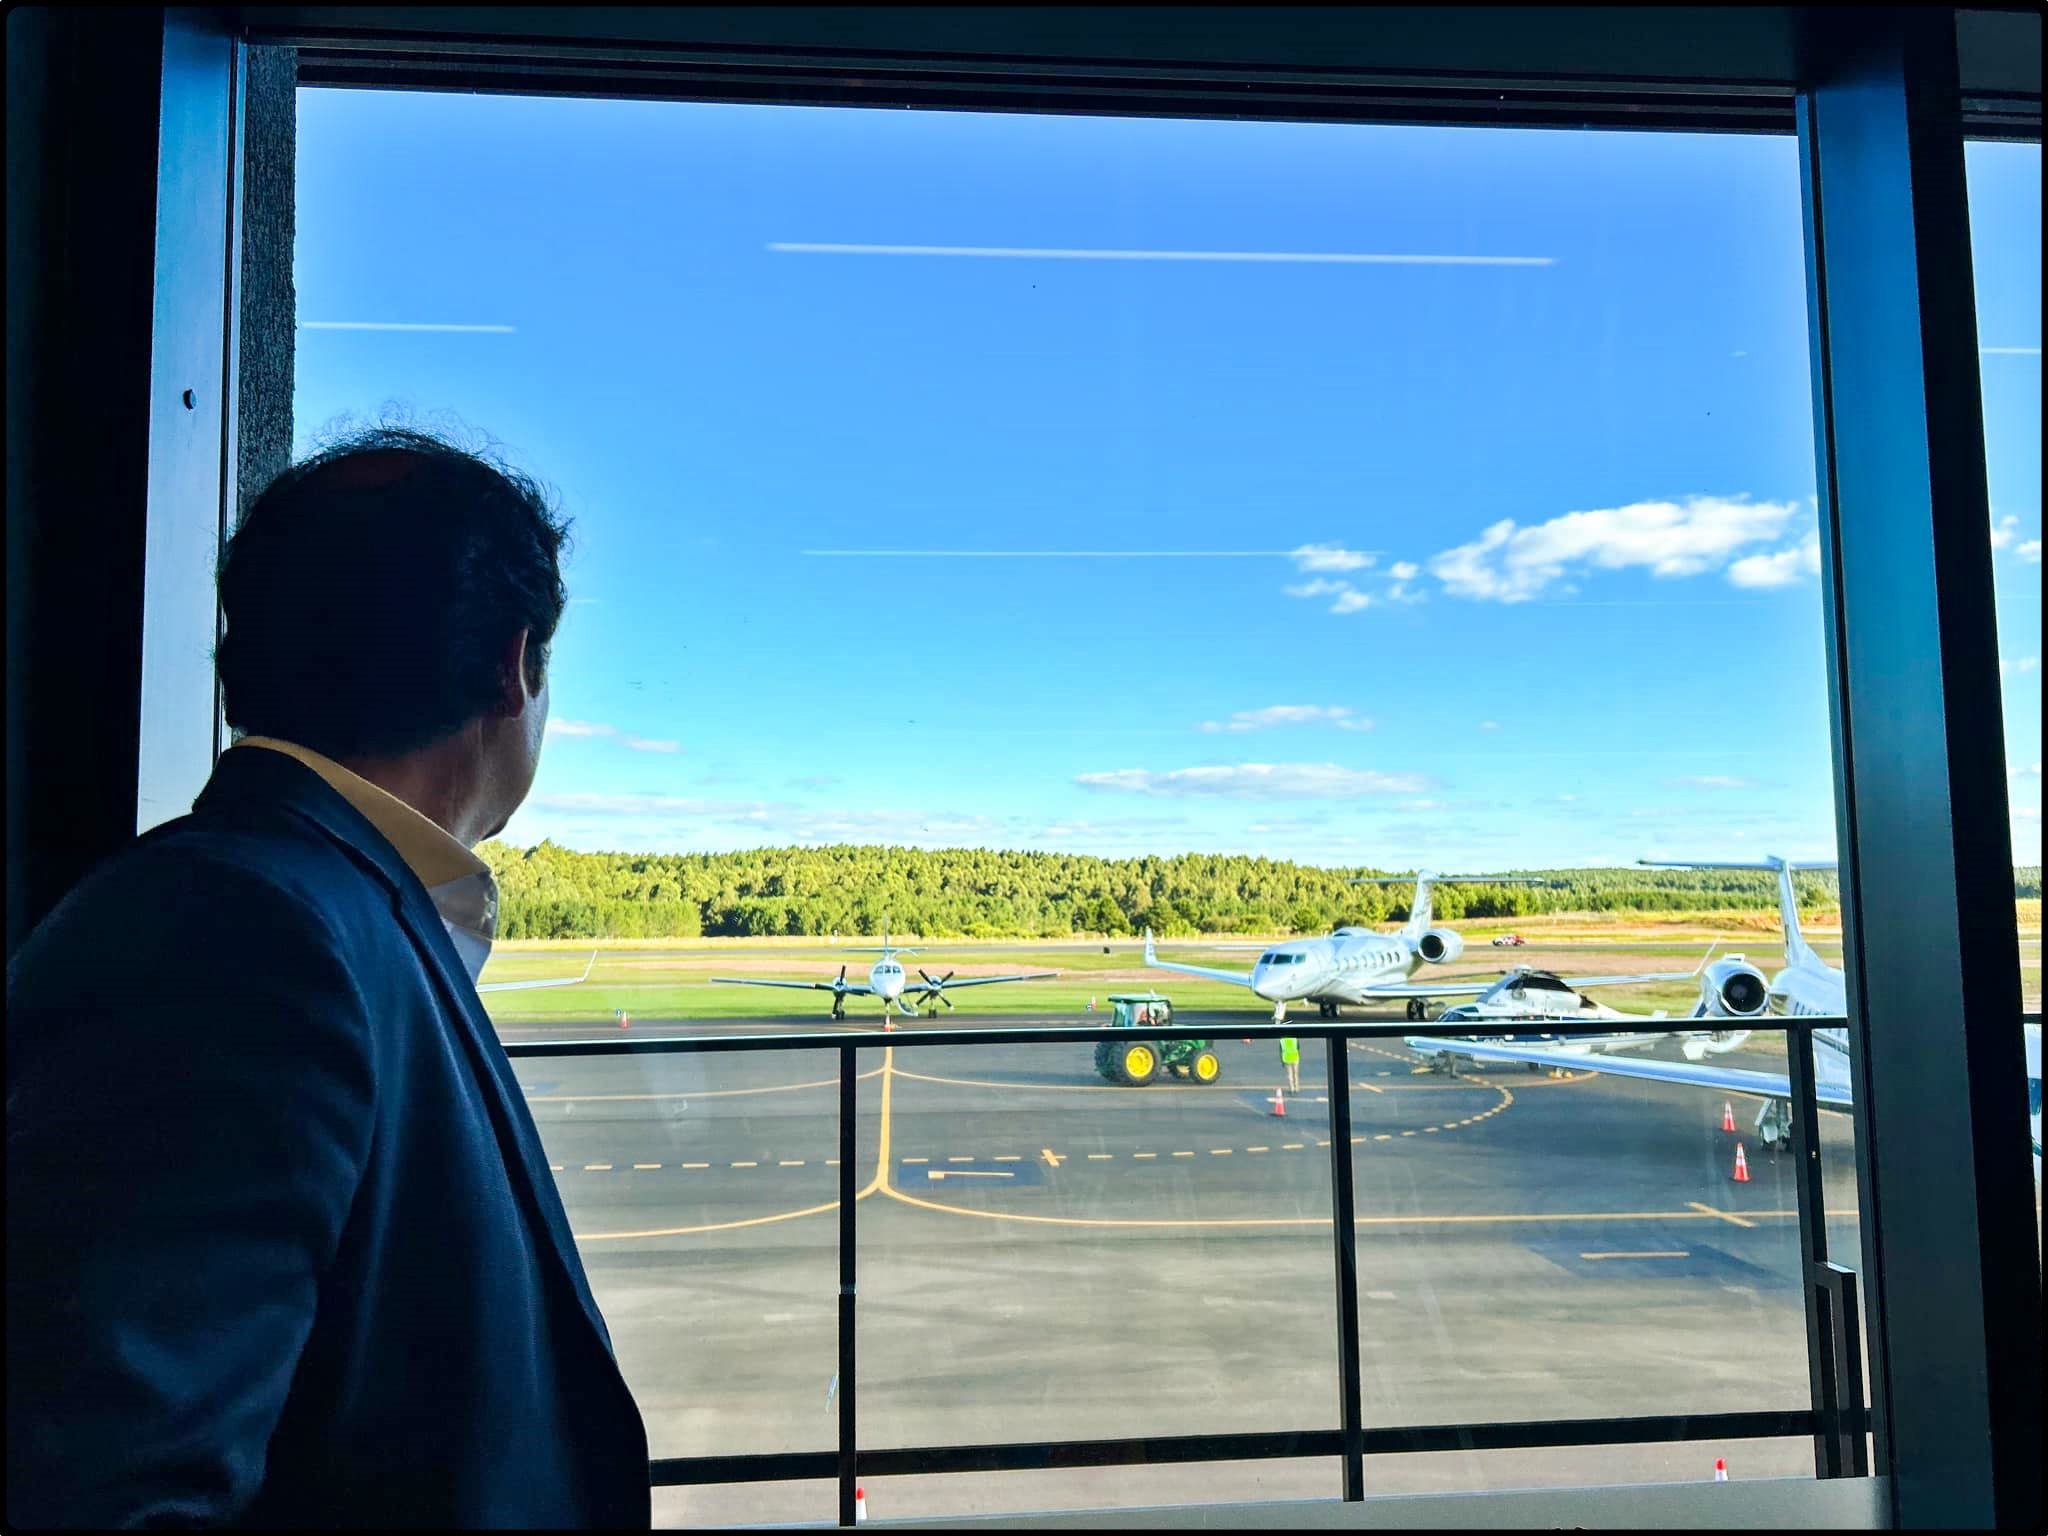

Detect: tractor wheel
[1189,1049,1221,1085]
[1117,1041,1160,1086]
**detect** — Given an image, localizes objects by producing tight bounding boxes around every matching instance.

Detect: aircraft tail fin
[1639,856,1835,968]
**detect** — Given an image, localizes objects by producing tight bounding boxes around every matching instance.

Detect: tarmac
[508,1010,1867,1524]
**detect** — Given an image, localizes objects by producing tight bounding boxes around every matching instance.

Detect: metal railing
[507,1015,1871,1526]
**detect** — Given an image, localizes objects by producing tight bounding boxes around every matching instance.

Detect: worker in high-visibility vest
[1278,1035,1301,1093]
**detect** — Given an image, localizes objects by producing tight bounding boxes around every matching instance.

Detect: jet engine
[1416,929,1465,964]
[1699,955,1770,1018]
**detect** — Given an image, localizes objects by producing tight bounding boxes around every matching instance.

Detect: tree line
[475,841,2039,942]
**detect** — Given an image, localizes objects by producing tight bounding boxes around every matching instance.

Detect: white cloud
[2015,806,2041,822]
[1076,763,1433,798]
[1430,497,1801,603]
[1479,721,1500,731]
[1668,774,1759,790]
[1291,543,1376,573]
[544,719,681,753]
[1727,531,1823,589]
[1284,578,1349,599]
[1198,705,1370,733]
[2020,539,2043,565]
[1331,589,1373,614]
[2003,656,2040,676]
[1991,515,2019,549]
[2016,762,2042,779]
[1388,561,1420,582]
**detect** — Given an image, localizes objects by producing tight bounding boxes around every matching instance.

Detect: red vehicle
[1491,933,1527,947]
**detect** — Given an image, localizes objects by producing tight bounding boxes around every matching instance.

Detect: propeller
[834,963,848,990]
[920,970,957,1015]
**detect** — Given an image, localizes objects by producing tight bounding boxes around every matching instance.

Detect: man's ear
[497,629,539,717]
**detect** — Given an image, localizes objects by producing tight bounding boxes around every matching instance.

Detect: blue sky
[293,92,2041,869]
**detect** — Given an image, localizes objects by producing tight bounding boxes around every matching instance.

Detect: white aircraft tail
[1639,856,1836,970]
[1350,871,1544,938]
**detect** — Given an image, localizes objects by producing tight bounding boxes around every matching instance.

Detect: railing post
[839,1045,859,1526]
[1785,1026,1834,1477]
[1325,1035,1365,1500]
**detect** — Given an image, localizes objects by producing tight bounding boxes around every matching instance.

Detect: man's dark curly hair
[217,428,571,759]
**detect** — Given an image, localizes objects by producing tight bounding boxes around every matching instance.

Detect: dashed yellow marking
[948,1156,976,1164]
[683,1161,709,1169]
[549,1164,565,1172]
[732,1161,758,1169]
[584,1163,613,1171]
[1374,1134,1393,1142]
[1583,1251,1689,1261]
[1172,1151,1195,1159]
[633,1163,661,1170]
[993,1155,1023,1163]
[1042,1148,1063,1167]
[779,1160,806,1167]
[1133,1152,1158,1159]
[902,1157,929,1164]
[1247,1146,1270,1154]
[1210,1148,1233,1156]
[1283,1143,1305,1151]
[1401,1130,1417,1137]
[1087,1153,1114,1160]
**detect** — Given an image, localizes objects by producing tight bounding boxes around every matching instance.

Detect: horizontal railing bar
[505,1015,1858,1058]
[646,1410,1851,1487]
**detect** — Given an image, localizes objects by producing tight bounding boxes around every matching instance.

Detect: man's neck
[335,740,482,847]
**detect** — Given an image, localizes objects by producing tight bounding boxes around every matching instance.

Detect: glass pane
[1964,138,2043,1246]
[294,89,1855,1513]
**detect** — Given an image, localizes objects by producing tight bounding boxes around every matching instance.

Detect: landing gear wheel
[1189,1050,1222,1084]
[1117,1042,1160,1086]
[1405,998,1426,1022]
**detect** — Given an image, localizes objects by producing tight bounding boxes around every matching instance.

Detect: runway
[509,1012,1865,1519]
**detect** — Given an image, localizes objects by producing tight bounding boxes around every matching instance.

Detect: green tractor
[1093,994,1221,1086]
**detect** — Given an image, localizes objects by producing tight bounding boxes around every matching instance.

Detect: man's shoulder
[10,800,397,993]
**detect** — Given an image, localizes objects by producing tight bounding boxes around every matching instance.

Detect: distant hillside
[476,841,2039,942]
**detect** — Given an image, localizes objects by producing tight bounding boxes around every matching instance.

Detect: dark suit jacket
[6,748,650,1528]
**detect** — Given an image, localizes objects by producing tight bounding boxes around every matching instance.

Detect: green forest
[477,839,2046,941]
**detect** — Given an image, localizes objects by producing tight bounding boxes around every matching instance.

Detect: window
[290,73,1893,1526]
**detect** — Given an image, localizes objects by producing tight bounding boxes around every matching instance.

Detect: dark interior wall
[5,8,170,958]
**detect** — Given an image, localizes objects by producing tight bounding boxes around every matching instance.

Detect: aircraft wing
[1362,948,1711,1001]
[1142,931,1255,988]
[710,976,874,995]
[1399,1034,1855,1109]
[915,971,1059,991]
[477,952,597,994]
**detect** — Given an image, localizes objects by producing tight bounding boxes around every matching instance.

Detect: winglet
[1143,928,1157,965]
[577,950,598,983]
[1689,940,1720,978]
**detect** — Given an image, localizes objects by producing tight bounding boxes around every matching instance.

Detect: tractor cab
[1109,993,1173,1029]
[1094,994,1217,1086]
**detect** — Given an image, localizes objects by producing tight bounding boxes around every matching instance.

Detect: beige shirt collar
[234,737,499,980]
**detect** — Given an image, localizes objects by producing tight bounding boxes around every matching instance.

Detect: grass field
[478,907,2044,1025]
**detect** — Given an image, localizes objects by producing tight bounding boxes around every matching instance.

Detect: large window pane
[297,90,1863,1517]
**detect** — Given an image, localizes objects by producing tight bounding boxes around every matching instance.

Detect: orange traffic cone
[1269,1088,1288,1117]
[1731,1143,1751,1182]
[1721,1101,1736,1133]
[620,1011,630,1030]
[1713,1456,1729,1482]
[854,1487,869,1522]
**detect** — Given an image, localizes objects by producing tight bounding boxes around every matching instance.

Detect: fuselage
[1250,928,1420,1004]
[868,956,907,1001]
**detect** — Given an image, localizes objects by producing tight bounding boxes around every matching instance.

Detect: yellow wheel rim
[1194,1054,1218,1082]
[1126,1045,1155,1077]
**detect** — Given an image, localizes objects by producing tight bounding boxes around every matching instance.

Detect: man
[6,430,650,1527]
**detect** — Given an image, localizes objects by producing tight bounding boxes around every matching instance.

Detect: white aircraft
[1404,856,2044,1177]
[1142,871,1697,1024]
[477,952,597,994]
[713,920,1056,1020]
[1418,953,1756,1064]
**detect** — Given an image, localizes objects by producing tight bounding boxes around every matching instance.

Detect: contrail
[298,321,517,333]
[768,243,1554,267]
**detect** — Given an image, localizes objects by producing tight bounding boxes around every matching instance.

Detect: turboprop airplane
[713,918,1056,1020]
[1403,855,2044,1177]
[1142,870,1697,1024]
